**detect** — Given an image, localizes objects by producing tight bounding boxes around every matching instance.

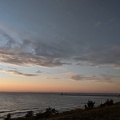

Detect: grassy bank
[48,102,120,120]
[5,101,120,120]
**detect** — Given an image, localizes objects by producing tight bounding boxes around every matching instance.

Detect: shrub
[4,113,11,120]
[36,107,58,119]
[44,107,58,117]
[105,99,113,105]
[85,100,95,110]
[25,111,34,118]
[100,99,113,107]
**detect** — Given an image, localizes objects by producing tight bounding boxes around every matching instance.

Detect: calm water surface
[0,92,119,119]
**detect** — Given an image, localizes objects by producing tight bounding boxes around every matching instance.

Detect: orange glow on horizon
[0,75,120,93]
[0,79,120,93]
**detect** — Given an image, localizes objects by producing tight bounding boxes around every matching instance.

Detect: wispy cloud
[71,74,115,83]
[95,19,114,26]
[73,45,120,69]
[0,26,120,69]
[95,22,102,26]
[0,27,67,67]
[36,70,42,73]
[8,70,38,77]
[0,69,38,77]
[0,48,64,67]
[71,75,98,81]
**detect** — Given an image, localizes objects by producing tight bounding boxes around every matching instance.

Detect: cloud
[95,19,114,26]
[71,75,99,81]
[101,74,120,80]
[0,26,120,69]
[0,69,37,77]
[0,27,69,67]
[71,74,115,83]
[0,48,64,67]
[8,70,38,77]
[95,22,102,26]
[36,70,42,73]
[44,77,60,80]
[113,64,120,69]
[73,44,120,69]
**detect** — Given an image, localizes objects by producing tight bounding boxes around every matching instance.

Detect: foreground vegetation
[5,100,120,120]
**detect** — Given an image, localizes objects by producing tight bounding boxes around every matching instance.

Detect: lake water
[0,92,119,119]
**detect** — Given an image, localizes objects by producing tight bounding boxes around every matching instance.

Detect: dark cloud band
[0,28,120,69]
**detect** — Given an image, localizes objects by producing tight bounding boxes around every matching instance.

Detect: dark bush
[44,107,58,117]
[85,100,95,110]
[36,112,44,119]
[25,111,34,118]
[100,99,113,107]
[4,113,11,120]
[105,99,113,105]
[36,107,58,119]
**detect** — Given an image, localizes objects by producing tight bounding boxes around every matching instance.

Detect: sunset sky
[0,0,120,93]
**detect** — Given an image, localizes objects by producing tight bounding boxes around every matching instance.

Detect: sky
[0,0,120,93]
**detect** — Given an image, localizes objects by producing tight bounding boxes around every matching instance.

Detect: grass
[5,101,120,120]
[45,102,120,120]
